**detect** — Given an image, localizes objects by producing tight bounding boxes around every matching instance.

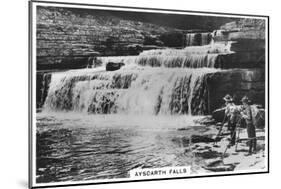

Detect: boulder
[106,62,125,71]
[194,150,223,159]
[172,135,222,146]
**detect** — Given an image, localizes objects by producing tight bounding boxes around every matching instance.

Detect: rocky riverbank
[174,116,266,173]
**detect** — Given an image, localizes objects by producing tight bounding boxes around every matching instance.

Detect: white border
[30,1,269,188]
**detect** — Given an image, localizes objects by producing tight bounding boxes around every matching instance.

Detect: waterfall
[201,32,212,46]
[92,54,218,69]
[186,32,212,46]
[137,54,219,68]
[97,56,139,67]
[86,42,234,72]
[92,42,234,69]
[39,73,52,108]
[186,33,197,46]
[40,43,235,115]
[139,42,233,56]
[42,67,218,115]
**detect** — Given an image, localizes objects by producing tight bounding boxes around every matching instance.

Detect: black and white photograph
[29,1,268,188]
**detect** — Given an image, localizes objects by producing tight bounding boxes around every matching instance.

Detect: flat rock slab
[172,135,222,147]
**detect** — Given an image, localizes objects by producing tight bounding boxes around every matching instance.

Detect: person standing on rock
[223,94,240,147]
[240,96,257,155]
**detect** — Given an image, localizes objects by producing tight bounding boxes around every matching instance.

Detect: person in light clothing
[240,96,257,155]
[223,94,240,146]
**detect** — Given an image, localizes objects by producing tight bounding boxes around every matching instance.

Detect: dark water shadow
[235,149,248,152]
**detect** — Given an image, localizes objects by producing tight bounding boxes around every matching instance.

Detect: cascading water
[97,56,139,67]
[42,67,218,115]
[40,41,236,115]
[139,42,233,56]
[92,42,233,69]
[96,54,219,69]
[137,54,219,68]
[186,32,212,46]
[186,33,196,46]
[201,33,212,45]
[36,33,238,183]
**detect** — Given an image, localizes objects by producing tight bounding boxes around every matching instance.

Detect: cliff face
[36,7,174,70]
[219,19,265,39]
[36,7,239,70]
[206,69,265,111]
[215,19,265,67]
[206,19,266,111]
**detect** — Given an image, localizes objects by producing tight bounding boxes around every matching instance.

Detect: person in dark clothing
[240,96,257,155]
[223,94,240,146]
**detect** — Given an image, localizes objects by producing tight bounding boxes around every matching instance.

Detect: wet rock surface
[36,72,52,109]
[172,134,222,146]
[170,119,266,173]
[206,69,265,112]
[106,62,125,71]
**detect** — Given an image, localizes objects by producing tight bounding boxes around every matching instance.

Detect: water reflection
[36,113,204,183]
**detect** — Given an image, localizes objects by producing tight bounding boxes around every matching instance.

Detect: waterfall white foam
[137,54,219,68]
[89,42,234,70]
[43,67,218,115]
[41,44,233,115]
[139,42,234,56]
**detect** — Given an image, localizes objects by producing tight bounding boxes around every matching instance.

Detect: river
[36,113,209,183]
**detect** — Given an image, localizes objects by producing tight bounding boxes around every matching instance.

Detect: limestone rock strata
[205,69,265,113]
[36,7,174,70]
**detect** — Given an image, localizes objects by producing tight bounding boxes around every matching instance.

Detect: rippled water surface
[36,113,208,183]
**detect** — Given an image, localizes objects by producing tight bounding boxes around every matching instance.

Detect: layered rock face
[36,7,174,70]
[37,7,239,70]
[218,19,265,40]
[209,19,266,107]
[205,69,265,112]
[213,19,265,66]
[36,11,266,127]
